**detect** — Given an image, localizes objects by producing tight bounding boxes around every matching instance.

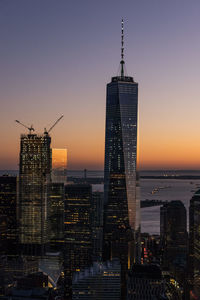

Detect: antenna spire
[120,18,125,77]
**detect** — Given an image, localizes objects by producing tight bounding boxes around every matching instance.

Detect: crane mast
[44,115,64,135]
[15,115,63,136]
[15,120,35,134]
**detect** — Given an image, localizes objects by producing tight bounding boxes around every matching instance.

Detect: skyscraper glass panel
[52,148,67,183]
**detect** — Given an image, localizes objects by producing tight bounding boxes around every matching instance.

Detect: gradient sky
[1,0,200,170]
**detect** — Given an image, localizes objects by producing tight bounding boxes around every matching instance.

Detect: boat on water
[151,186,171,194]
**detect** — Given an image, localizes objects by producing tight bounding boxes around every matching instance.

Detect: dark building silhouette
[64,184,93,298]
[160,201,188,269]
[91,191,104,262]
[0,175,18,255]
[160,200,188,298]
[189,190,200,298]
[0,255,38,290]
[48,182,64,252]
[1,272,51,300]
[17,272,48,288]
[0,256,39,298]
[127,264,166,300]
[72,259,121,300]
[103,20,140,297]
[18,133,51,256]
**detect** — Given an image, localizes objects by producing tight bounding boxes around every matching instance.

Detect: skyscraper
[103,20,140,296]
[160,201,188,269]
[48,182,64,252]
[64,184,93,297]
[0,175,18,255]
[18,133,51,256]
[91,191,104,262]
[160,201,188,299]
[189,190,200,298]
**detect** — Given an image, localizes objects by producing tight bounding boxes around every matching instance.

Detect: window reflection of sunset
[52,149,67,169]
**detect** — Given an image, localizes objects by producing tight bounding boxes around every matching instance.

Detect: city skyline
[1,3,200,298]
[1,1,200,170]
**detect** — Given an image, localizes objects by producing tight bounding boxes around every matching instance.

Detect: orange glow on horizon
[2,132,200,170]
[2,117,200,170]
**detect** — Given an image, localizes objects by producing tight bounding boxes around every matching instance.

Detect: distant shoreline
[140,175,200,180]
[1,170,200,181]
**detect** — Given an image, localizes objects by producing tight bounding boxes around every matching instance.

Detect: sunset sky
[1,0,200,170]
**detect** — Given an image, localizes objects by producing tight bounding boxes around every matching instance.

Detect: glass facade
[48,182,64,251]
[104,75,140,295]
[18,134,51,255]
[160,201,187,273]
[52,148,67,183]
[64,184,93,297]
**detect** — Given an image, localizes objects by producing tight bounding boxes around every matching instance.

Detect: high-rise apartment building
[18,133,51,256]
[103,20,140,296]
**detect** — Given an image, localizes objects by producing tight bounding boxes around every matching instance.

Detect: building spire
[120,18,125,77]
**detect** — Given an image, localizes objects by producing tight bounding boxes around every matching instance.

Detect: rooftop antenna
[120,18,125,77]
[44,115,64,135]
[15,120,35,135]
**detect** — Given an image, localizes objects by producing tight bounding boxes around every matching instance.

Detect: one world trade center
[103,19,140,297]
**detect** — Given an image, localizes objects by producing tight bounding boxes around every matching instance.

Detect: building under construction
[18,132,51,256]
[17,116,63,256]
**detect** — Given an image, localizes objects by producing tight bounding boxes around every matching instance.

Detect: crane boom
[15,120,35,134]
[44,115,64,135]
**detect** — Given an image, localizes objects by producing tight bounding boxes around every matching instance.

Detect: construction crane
[15,120,35,134]
[44,115,64,135]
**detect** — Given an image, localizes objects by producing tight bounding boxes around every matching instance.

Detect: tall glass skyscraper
[103,20,140,296]
[18,133,51,256]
